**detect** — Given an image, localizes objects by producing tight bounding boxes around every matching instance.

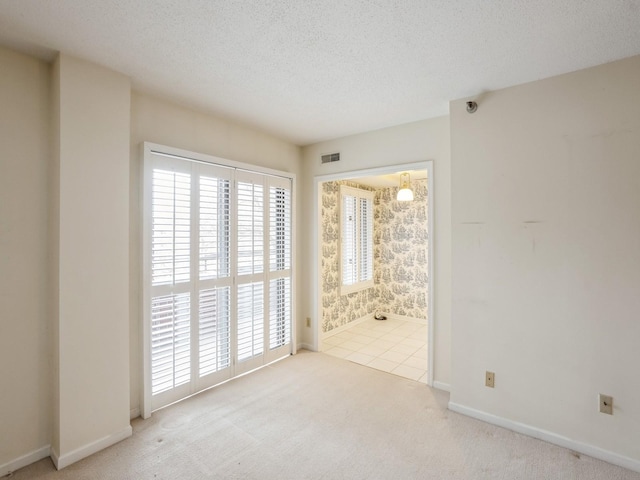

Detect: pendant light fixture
[397,172,414,201]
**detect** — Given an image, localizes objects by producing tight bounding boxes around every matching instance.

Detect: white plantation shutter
[269,277,290,349]
[197,167,232,381]
[340,185,374,295]
[359,196,373,282]
[235,172,267,371]
[237,282,264,361]
[341,193,357,286]
[198,287,231,376]
[144,146,293,415]
[152,169,191,286]
[269,186,291,271]
[151,293,191,394]
[237,179,264,276]
[199,176,231,280]
[150,166,192,399]
[268,178,292,354]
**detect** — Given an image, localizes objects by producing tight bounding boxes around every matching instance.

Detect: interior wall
[301,117,452,387]
[0,46,51,472]
[374,179,428,320]
[450,55,640,463]
[129,92,302,414]
[53,54,132,464]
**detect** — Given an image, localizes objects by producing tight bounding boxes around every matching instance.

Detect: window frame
[141,142,296,419]
[339,184,374,296]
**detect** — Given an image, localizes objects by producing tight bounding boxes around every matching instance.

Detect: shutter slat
[151,169,191,287]
[237,281,264,362]
[269,277,291,349]
[150,292,191,395]
[199,286,231,376]
[237,181,264,276]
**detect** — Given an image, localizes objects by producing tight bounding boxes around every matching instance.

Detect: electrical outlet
[599,394,613,415]
[306,317,311,328]
[485,371,495,388]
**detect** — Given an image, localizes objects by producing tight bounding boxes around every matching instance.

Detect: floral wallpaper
[321,178,428,333]
[374,178,428,320]
[321,181,377,333]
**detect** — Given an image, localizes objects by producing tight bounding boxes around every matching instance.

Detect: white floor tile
[367,357,399,373]
[346,351,375,366]
[392,364,424,381]
[349,334,376,345]
[334,331,355,341]
[325,317,429,382]
[370,339,395,350]
[340,339,369,351]
[413,348,428,359]
[379,333,408,343]
[402,355,427,369]
[389,343,419,356]
[371,323,397,332]
[379,350,411,364]
[401,338,426,348]
[323,335,347,346]
[358,344,388,357]
[325,346,352,359]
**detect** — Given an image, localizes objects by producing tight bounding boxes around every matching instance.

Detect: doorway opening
[312,162,434,385]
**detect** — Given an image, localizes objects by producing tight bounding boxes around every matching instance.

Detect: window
[143,144,294,415]
[340,185,374,295]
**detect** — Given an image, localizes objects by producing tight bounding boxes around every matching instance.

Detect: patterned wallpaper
[374,179,428,320]
[321,181,377,333]
[321,179,428,333]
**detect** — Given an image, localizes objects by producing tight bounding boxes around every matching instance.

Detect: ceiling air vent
[321,152,340,164]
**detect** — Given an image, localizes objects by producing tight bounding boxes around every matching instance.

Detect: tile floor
[322,317,428,382]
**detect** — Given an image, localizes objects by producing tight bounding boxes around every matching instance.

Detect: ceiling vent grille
[321,152,340,164]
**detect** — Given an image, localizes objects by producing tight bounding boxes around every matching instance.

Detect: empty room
[1,1,639,478]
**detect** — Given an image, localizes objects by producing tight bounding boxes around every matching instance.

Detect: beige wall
[0,47,51,473]
[53,54,132,466]
[128,92,302,414]
[450,55,640,463]
[3,39,639,472]
[0,47,302,471]
[301,117,452,387]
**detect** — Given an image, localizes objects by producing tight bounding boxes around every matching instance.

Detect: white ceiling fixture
[397,173,414,202]
[1,1,639,146]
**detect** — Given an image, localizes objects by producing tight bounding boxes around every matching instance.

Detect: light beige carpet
[12,350,640,479]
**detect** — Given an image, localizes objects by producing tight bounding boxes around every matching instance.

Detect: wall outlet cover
[599,394,613,415]
[485,371,495,388]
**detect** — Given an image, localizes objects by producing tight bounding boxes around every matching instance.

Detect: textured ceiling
[1,1,639,145]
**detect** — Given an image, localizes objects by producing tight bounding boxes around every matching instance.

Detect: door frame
[312,161,434,386]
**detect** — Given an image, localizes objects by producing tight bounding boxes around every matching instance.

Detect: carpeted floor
[11,350,640,479]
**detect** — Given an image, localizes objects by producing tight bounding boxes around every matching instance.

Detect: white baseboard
[130,407,141,420]
[322,314,371,339]
[297,342,314,351]
[432,381,451,392]
[0,445,50,477]
[380,312,427,325]
[448,402,640,474]
[322,313,427,338]
[52,425,133,470]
